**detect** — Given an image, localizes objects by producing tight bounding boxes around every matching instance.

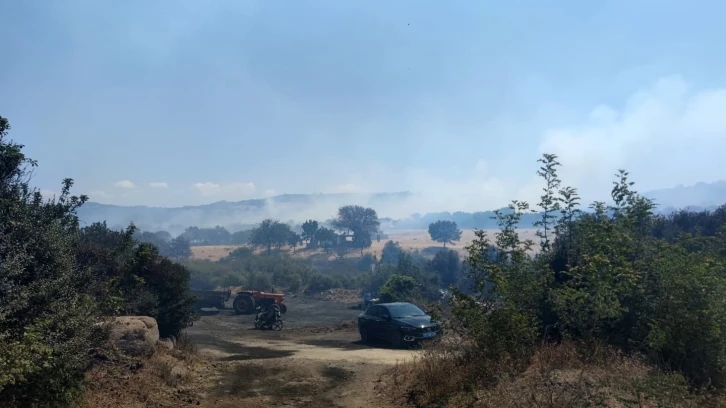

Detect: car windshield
[388,304,426,318]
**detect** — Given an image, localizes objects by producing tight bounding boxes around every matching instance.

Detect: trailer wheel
[233,294,256,315]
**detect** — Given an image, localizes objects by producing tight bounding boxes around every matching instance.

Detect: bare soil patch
[179,296,415,407]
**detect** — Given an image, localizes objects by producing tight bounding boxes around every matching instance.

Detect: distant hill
[643,181,726,213]
[76,182,726,235]
[76,192,415,235]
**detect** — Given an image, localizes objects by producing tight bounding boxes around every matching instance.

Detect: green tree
[288,231,302,253]
[301,219,319,247]
[229,229,252,244]
[154,230,173,241]
[127,243,196,336]
[430,248,460,287]
[77,222,196,337]
[179,225,231,245]
[379,274,419,303]
[167,236,192,260]
[271,221,294,251]
[381,240,402,263]
[0,116,104,406]
[332,205,380,255]
[428,220,462,247]
[135,230,169,249]
[533,153,561,252]
[315,227,338,254]
[250,219,291,255]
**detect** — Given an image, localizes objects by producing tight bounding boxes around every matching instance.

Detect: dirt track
[185,296,417,407]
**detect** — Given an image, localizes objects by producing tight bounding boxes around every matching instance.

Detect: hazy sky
[2,0,726,212]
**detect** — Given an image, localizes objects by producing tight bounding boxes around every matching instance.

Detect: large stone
[157,337,175,351]
[108,316,160,357]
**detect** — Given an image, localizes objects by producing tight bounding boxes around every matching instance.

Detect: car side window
[367,306,381,318]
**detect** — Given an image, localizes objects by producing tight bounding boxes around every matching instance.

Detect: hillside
[645,180,726,212]
[77,192,414,234]
[76,183,726,234]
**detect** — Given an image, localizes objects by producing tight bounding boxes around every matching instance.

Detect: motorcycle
[254,304,283,331]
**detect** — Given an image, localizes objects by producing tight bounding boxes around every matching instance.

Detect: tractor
[233,290,287,315]
[192,289,231,310]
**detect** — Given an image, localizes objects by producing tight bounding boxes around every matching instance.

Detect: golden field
[190,228,539,262]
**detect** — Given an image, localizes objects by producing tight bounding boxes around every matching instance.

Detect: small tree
[430,248,460,287]
[301,220,319,247]
[315,227,337,254]
[381,240,402,264]
[428,220,462,247]
[167,236,192,260]
[288,232,301,253]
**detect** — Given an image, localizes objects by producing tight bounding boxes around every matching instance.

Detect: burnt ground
[185,296,417,408]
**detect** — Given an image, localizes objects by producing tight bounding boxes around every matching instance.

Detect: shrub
[404,153,726,407]
[306,273,340,293]
[0,116,105,406]
[379,275,419,303]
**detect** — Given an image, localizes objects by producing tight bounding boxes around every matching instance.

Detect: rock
[107,316,160,357]
[157,337,174,351]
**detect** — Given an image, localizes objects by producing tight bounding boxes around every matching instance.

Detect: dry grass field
[190,228,540,262]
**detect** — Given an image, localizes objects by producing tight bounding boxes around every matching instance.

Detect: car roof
[375,302,414,307]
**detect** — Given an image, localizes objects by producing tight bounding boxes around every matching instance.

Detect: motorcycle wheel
[272,320,283,331]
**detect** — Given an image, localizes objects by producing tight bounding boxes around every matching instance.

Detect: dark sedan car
[357,302,440,347]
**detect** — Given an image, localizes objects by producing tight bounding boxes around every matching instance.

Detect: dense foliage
[445,153,726,403]
[137,226,251,247]
[0,116,195,407]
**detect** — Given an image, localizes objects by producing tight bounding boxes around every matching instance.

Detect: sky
[2,0,726,213]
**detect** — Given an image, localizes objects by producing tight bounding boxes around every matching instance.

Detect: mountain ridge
[76,182,726,235]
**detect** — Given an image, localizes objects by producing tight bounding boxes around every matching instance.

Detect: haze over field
[75,183,726,234]
[2,0,726,219]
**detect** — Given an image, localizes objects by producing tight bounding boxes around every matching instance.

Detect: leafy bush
[0,117,105,406]
[127,244,196,337]
[306,273,339,293]
[78,223,196,338]
[410,155,726,406]
[0,115,198,405]
[356,253,377,271]
[381,240,402,263]
[379,274,419,303]
[429,248,460,288]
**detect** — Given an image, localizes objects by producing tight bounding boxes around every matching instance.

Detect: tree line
[0,116,196,407]
[133,209,465,259]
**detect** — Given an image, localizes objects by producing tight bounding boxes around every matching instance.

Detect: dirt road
[185,296,418,407]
